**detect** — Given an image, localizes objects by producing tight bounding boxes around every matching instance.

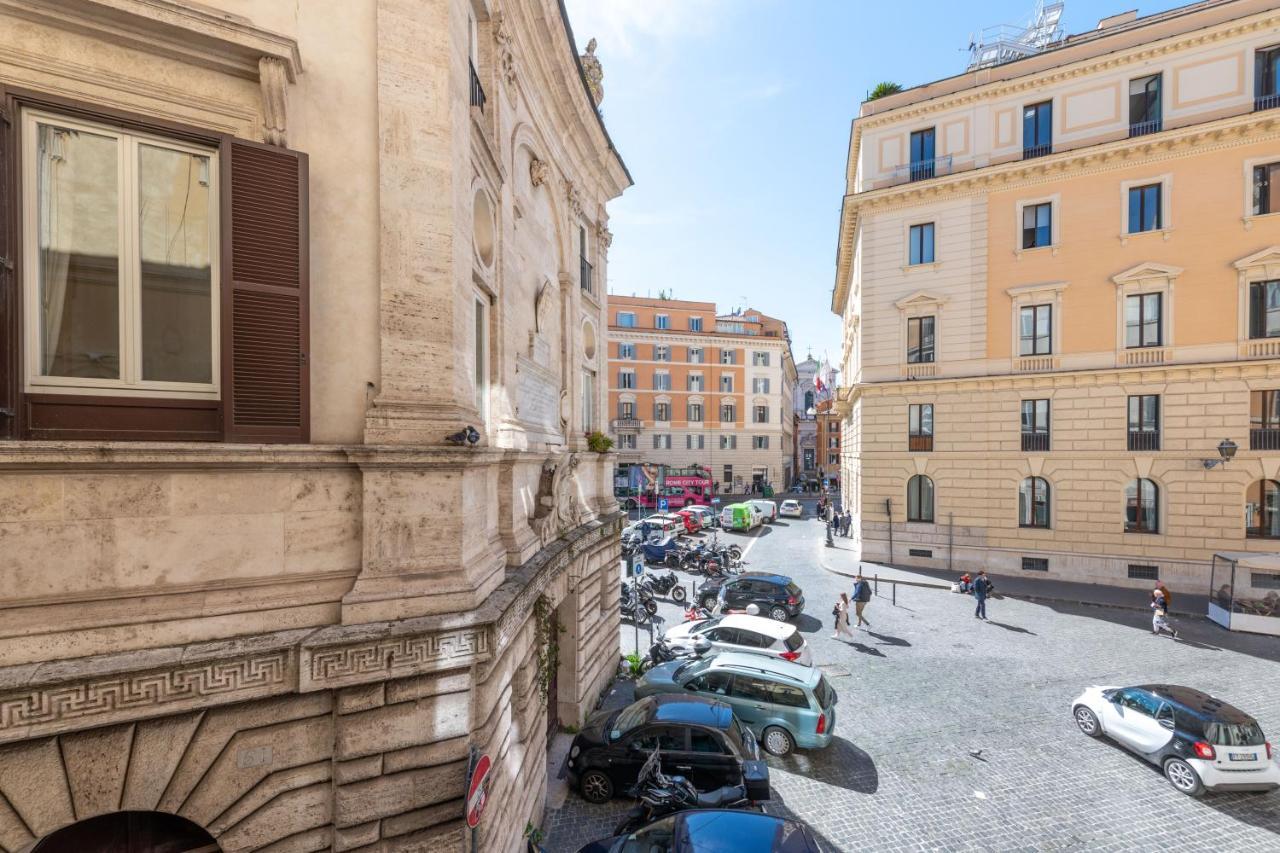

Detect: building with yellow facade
[832,0,1280,600]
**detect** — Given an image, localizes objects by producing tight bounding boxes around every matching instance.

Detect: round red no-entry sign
[466,753,492,829]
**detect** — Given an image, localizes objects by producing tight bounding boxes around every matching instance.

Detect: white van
[747,499,777,524]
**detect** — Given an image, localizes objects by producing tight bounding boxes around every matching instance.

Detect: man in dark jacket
[851,573,872,627]
[973,570,993,620]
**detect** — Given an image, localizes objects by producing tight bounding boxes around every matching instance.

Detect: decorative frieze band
[300,629,489,692]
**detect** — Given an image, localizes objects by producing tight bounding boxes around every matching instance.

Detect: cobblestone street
[547,513,1280,852]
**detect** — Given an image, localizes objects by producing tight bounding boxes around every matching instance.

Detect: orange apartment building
[607,296,797,493]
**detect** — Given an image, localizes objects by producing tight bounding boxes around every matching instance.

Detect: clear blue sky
[564,0,1184,366]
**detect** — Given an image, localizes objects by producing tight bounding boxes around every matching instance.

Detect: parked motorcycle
[612,748,763,836]
[620,580,658,619]
[641,570,688,603]
[639,634,710,673]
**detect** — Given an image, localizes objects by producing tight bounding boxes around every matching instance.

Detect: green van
[719,503,762,531]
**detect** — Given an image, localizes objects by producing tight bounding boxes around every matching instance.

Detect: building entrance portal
[33,812,220,853]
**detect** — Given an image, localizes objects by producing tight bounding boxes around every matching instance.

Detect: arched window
[1125,478,1159,533]
[1246,479,1280,538]
[907,474,934,522]
[1019,477,1050,528]
[804,390,815,412]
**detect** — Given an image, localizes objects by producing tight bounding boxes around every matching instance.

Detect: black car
[576,809,824,853]
[567,695,769,804]
[698,572,805,622]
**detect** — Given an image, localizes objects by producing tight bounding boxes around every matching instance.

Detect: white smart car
[661,613,812,665]
[1071,683,1280,796]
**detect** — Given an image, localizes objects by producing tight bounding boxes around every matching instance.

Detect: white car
[1071,683,1280,796]
[661,613,812,666]
[683,505,717,529]
[778,499,803,518]
[747,499,778,524]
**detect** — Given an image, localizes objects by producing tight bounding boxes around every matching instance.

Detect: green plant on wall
[534,595,560,702]
[623,651,644,678]
[867,81,903,101]
[586,431,613,453]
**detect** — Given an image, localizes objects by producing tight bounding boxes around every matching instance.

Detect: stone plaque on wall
[516,354,562,437]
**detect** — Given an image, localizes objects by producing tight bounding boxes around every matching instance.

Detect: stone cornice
[0,0,303,82]
[849,357,1280,400]
[832,108,1280,316]
[0,441,353,470]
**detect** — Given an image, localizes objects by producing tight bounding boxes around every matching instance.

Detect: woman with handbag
[832,593,855,641]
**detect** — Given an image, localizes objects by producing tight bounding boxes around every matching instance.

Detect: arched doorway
[33,812,219,853]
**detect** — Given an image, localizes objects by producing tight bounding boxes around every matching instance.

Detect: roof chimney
[1097,9,1138,29]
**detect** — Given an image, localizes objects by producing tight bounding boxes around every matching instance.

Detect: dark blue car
[576,809,823,853]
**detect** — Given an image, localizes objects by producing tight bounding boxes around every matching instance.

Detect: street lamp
[1203,438,1239,470]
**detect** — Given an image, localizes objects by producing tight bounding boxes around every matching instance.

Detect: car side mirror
[1101,689,1118,703]
[1159,718,1174,731]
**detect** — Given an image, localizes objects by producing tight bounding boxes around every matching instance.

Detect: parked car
[662,613,812,665]
[697,572,805,622]
[576,809,824,853]
[624,515,682,540]
[720,503,763,531]
[747,499,778,524]
[636,652,837,756]
[675,508,705,533]
[778,499,803,519]
[1071,683,1280,796]
[566,694,769,804]
[683,505,718,529]
[649,512,695,536]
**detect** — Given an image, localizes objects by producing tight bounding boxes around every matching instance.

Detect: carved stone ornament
[530,454,586,544]
[564,179,584,218]
[580,37,603,105]
[493,12,517,87]
[259,56,289,146]
[530,157,550,188]
[595,223,613,250]
[534,279,554,333]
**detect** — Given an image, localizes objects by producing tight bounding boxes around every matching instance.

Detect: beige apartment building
[833,0,1280,598]
[607,296,796,492]
[0,1,628,851]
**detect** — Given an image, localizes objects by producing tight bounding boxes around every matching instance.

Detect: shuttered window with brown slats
[221,139,309,443]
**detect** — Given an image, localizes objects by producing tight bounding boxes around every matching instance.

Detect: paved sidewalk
[818,540,1209,616]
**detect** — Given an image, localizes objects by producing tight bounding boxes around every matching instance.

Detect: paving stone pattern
[547,512,1280,852]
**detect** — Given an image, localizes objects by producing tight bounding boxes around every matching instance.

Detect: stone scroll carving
[494,12,518,87]
[530,157,550,188]
[259,56,290,146]
[530,454,588,545]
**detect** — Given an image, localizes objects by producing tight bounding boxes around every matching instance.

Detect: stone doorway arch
[30,811,219,853]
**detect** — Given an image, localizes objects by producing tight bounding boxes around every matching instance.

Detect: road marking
[738,525,767,562]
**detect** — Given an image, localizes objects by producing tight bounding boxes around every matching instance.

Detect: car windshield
[673,657,712,682]
[691,616,723,634]
[813,675,836,710]
[610,701,650,740]
[1205,719,1266,746]
[678,812,813,852]
[619,815,677,853]
[783,630,804,652]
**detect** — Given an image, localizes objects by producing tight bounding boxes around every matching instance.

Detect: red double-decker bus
[637,466,713,510]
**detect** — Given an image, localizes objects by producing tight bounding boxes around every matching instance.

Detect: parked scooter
[612,748,763,836]
[640,634,710,673]
[620,580,658,620]
[640,569,688,603]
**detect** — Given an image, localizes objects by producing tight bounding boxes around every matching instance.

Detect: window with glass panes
[1255,162,1280,216]
[1125,293,1162,347]
[1125,478,1159,533]
[753,377,769,393]
[688,374,703,391]
[1128,395,1160,451]
[1021,399,1050,451]
[1251,390,1280,450]
[907,316,935,363]
[1019,477,1050,528]
[618,401,634,419]
[689,316,703,332]
[1127,184,1162,233]
[618,342,635,359]
[908,223,935,265]
[1129,74,1162,135]
[654,373,671,391]
[1023,101,1052,157]
[720,375,733,392]
[907,475,934,522]
[1256,45,1280,109]
[908,403,933,452]
[618,370,635,389]
[1249,280,1280,339]
[687,402,703,421]
[654,401,670,421]
[1019,305,1052,355]
[655,314,669,330]
[1247,480,1280,538]
[753,436,769,450]
[1021,203,1052,249]
[753,405,768,423]
[909,128,936,181]
[720,403,736,422]
[689,347,704,363]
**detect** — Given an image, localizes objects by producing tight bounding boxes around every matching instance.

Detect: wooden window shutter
[220,138,309,443]
[0,97,15,439]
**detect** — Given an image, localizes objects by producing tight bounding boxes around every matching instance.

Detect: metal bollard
[892,581,897,607]
[874,574,879,596]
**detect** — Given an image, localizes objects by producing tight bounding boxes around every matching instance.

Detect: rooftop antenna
[967,1,1065,70]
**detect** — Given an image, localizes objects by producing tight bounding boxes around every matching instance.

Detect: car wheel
[762,726,795,757]
[580,769,614,804]
[769,605,789,622]
[1163,758,1205,797]
[1073,705,1103,738]
[671,585,688,603]
[700,596,718,611]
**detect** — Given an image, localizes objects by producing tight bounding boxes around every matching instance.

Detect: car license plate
[1228,752,1255,761]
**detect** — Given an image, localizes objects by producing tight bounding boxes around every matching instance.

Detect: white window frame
[22,108,221,399]
[618,369,635,389]
[1243,154,1280,229]
[474,293,489,420]
[752,351,769,366]
[1014,193,1060,256]
[903,220,937,269]
[616,311,636,327]
[580,368,595,432]
[720,374,734,393]
[753,377,770,394]
[655,314,670,330]
[720,348,736,365]
[688,316,703,332]
[654,344,670,362]
[619,433,636,450]
[753,435,769,450]
[654,371,671,391]
[1110,264,1178,365]
[1005,281,1066,368]
[1119,174,1173,243]
[618,342,635,359]
[688,347,704,364]
[1234,247,1280,355]
[687,373,703,392]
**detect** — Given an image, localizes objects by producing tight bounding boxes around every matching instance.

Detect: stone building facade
[606,296,796,493]
[0,1,629,851]
[832,0,1280,595]
[792,356,839,490]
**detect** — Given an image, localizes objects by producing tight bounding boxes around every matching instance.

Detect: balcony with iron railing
[1021,432,1050,452]
[891,155,953,184]
[611,418,641,431]
[1127,430,1160,451]
[1256,92,1280,112]
[1251,428,1280,451]
[469,61,486,112]
[1129,119,1162,138]
[580,255,594,296]
[1023,143,1052,159]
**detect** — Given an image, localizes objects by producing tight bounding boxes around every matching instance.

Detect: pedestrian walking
[843,510,853,537]
[832,593,855,640]
[851,573,872,627]
[1151,585,1179,639]
[972,570,993,620]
